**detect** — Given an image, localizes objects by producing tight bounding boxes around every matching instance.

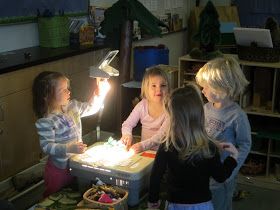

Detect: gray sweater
[204,101,251,181]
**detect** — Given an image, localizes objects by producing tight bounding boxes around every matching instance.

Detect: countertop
[0,28,188,75]
[0,43,107,75]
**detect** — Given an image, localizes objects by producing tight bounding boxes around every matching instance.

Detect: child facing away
[195,56,252,210]
[148,84,238,210]
[32,71,110,197]
[121,66,170,153]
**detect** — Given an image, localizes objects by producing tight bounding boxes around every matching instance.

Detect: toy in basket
[83,185,128,210]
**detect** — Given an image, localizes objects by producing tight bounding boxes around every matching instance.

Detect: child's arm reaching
[120,134,133,150]
[36,118,87,157]
[121,100,143,147]
[66,141,87,153]
[210,143,238,183]
[79,79,110,117]
[92,79,111,103]
[219,142,239,160]
[130,115,169,153]
[231,113,251,177]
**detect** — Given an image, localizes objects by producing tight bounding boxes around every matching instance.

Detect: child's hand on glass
[66,141,87,154]
[219,142,239,160]
[120,134,133,150]
[95,79,110,98]
[130,142,144,154]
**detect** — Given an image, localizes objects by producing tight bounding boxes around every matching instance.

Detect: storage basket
[237,45,280,62]
[38,16,70,48]
[83,185,128,210]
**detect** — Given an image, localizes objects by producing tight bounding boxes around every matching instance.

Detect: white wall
[90,0,117,8]
[90,0,190,28]
[200,0,230,6]
[0,23,39,53]
[0,0,229,53]
[90,0,231,27]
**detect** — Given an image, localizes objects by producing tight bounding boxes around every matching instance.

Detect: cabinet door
[0,89,41,181]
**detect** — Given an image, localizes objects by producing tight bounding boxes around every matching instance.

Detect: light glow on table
[83,138,134,167]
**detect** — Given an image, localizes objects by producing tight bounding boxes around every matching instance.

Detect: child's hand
[147,200,161,209]
[66,142,87,154]
[219,142,238,160]
[95,79,110,97]
[130,142,144,154]
[120,134,133,150]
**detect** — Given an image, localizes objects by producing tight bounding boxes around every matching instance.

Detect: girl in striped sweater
[32,71,110,197]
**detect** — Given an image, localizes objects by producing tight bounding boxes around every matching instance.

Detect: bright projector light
[84,138,134,167]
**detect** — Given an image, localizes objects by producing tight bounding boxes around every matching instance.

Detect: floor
[128,182,280,210]
[232,183,280,210]
[15,179,280,210]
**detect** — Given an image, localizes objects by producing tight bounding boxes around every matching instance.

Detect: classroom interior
[0,0,280,209]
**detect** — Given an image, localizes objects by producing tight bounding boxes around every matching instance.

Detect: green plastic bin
[38,16,70,48]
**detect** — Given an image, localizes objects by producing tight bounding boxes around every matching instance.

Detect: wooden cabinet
[178,54,280,185]
[0,48,110,181]
[0,89,39,180]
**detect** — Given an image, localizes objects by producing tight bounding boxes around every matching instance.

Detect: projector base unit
[70,166,151,206]
[69,142,156,206]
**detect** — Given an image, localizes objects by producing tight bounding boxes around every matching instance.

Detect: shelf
[251,131,258,135]
[134,27,187,43]
[184,72,196,76]
[250,150,268,156]
[235,55,280,69]
[257,131,280,141]
[268,152,280,158]
[237,173,280,191]
[244,106,280,118]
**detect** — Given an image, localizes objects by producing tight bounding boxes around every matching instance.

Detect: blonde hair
[140,66,170,100]
[195,55,249,99]
[163,83,215,161]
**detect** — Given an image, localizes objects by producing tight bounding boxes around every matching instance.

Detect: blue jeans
[210,178,236,210]
[167,201,214,210]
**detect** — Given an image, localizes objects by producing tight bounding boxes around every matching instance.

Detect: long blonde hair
[140,66,170,100]
[163,83,214,161]
[196,55,249,99]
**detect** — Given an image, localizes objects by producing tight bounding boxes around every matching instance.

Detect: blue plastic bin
[134,46,169,81]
